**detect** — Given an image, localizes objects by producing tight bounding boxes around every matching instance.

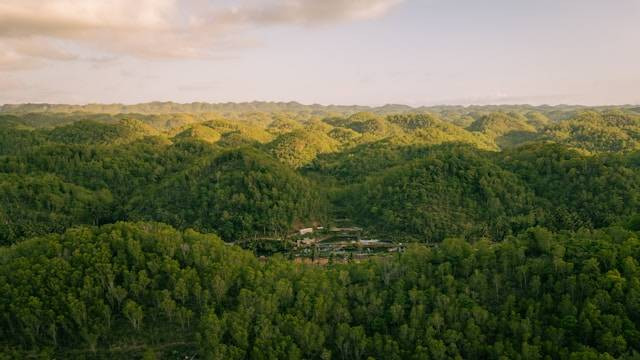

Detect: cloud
[0,0,402,70]
[0,38,77,70]
[219,0,404,25]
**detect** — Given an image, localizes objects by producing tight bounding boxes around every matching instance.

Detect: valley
[2,102,640,359]
[3,1,638,358]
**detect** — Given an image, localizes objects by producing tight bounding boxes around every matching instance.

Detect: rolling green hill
[126,148,328,240]
[267,129,340,168]
[173,124,222,143]
[343,144,535,241]
[543,110,640,153]
[46,119,159,145]
[3,104,640,358]
[2,221,639,359]
[467,112,539,149]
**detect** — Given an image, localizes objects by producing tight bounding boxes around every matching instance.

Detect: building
[299,228,313,235]
[359,239,380,245]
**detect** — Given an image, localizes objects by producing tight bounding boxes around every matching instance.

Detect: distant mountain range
[3,101,633,115]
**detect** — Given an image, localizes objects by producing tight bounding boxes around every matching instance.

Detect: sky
[1,0,639,106]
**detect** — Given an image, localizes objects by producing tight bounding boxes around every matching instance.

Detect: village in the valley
[291,224,405,264]
[233,219,406,264]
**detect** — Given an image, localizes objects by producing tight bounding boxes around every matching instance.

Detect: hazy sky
[1,0,639,106]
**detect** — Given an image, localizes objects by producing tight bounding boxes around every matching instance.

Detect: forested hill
[2,222,640,359]
[2,104,640,358]
[1,106,639,244]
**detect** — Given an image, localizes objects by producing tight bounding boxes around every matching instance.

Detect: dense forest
[1,102,640,358]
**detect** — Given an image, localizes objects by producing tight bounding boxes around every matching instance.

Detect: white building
[359,239,380,245]
[299,227,313,235]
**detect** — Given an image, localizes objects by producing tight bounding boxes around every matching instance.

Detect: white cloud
[0,0,402,70]
[0,38,78,70]
[219,0,404,25]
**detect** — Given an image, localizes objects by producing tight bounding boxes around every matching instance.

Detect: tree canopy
[2,103,640,358]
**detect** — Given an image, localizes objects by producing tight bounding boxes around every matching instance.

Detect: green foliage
[307,140,434,183]
[389,113,497,150]
[467,112,540,149]
[3,106,640,245]
[2,222,640,359]
[344,144,534,241]
[525,111,551,129]
[173,124,222,143]
[468,112,536,136]
[317,141,640,241]
[543,110,640,153]
[267,129,340,168]
[45,119,156,145]
[3,104,640,358]
[501,143,640,230]
[0,222,257,355]
[0,174,114,245]
[127,148,328,240]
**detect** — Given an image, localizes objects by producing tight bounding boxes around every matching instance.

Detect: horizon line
[2,100,639,109]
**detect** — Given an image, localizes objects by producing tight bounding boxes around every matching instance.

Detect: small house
[299,228,314,235]
[359,239,380,245]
